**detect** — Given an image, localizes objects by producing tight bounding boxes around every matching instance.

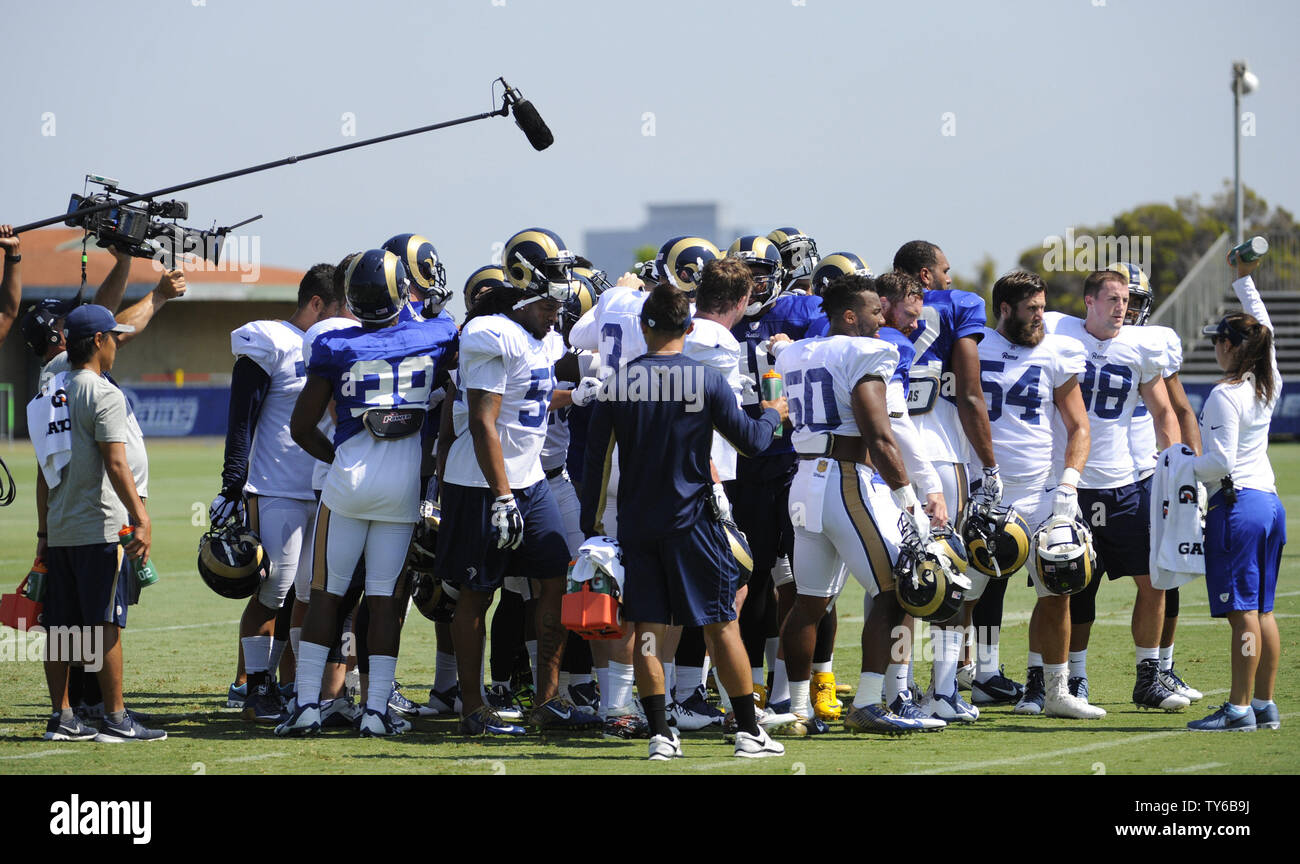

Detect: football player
[1111,262,1204,704]
[971,271,1101,718]
[211,264,340,723]
[1043,269,1188,711]
[892,240,1002,721]
[766,227,820,295]
[437,228,597,736]
[278,249,457,736]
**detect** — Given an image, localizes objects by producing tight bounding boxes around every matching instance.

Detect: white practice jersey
[1044,312,1165,490]
[1128,324,1181,478]
[775,335,899,448]
[302,316,359,491]
[541,381,574,473]
[977,328,1086,490]
[445,316,564,489]
[569,285,648,377]
[684,317,743,482]
[232,319,316,500]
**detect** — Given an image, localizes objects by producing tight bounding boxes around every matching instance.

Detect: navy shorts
[622,518,739,627]
[435,479,570,593]
[44,543,130,629]
[1078,477,1151,580]
[1204,488,1286,618]
[727,451,797,589]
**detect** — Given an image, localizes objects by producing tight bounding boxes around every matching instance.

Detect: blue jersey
[732,293,824,459]
[906,288,986,462]
[307,318,458,447]
[580,354,781,544]
[877,326,914,392]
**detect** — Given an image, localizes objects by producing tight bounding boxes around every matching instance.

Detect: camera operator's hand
[106,243,132,264]
[156,270,186,300]
[0,225,19,256]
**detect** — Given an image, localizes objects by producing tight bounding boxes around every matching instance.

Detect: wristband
[1059,467,1081,489]
[891,485,920,513]
[4,253,20,263]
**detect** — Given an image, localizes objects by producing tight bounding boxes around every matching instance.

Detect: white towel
[1148,444,1205,589]
[571,536,626,597]
[27,370,73,489]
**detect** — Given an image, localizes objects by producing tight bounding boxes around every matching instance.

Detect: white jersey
[775,335,899,449]
[684,317,743,482]
[1044,312,1164,490]
[1128,324,1181,478]
[569,285,648,377]
[232,320,316,500]
[977,328,1086,489]
[445,316,564,489]
[302,316,359,491]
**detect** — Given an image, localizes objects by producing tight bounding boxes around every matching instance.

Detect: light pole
[1232,61,1259,245]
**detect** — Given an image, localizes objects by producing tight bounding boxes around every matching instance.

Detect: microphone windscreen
[512,99,554,151]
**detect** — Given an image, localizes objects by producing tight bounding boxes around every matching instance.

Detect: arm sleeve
[709,369,778,456]
[1053,337,1087,386]
[580,394,617,537]
[220,356,272,491]
[889,382,943,497]
[952,290,988,341]
[1232,275,1278,377]
[1191,388,1239,483]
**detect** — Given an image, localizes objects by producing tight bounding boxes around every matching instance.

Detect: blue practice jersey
[306,318,458,448]
[580,354,780,543]
[398,300,455,325]
[732,293,824,459]
[877,326,914,391]
[905,288,986,463]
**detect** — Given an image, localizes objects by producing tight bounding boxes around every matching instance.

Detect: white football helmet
[1031,514,1096,596]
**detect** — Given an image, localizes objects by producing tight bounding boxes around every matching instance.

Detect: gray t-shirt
[47,369,132,546]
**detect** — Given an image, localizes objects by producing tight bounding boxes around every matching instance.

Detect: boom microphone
[500,78,554,151]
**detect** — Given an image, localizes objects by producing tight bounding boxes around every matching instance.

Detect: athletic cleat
[242,681,286,725]
[923,689,979,723]
[812,672,842,721]
[734,724,786,758]
[955,663,974,692]
[791,712,832,735]
[568,680,600,710]
[93,714,167,743]
[529,697,601,732]
[459,705,527,737]
[603,708,650,740]
[1068,676,1089,701]
[387,681,421,718]
[358,707,404,737]
[767,698,791,714]
[485,684,525,721]
[344,669,361,703]
[1044,669,1105,719]
[225,682,247,709]
[648,728,683,761]
[844,703,925,735]
[670,685,724,730]
[757,707,805,734]
[751,683,768,710]
[1133,659,1190,712]
[512,681,537,712]
[275,702,321,737]
[44,712,98,741]
[320,695,362,729]
[1014,667,1046,715]
[889,691,946,731]
[1187,703,1257,732]
[971,667,1024,705]
[1253,702,1280,730]
[1159,666,1203,702]
[418,684,461,718]
[278,681,295,702]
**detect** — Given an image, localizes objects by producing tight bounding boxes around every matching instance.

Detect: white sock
[677,666,704,697]
[1251,697,1274,711]
[295,641,329,707]
[242,635,272,675]
[289,627,303,670]
[662,662,676,700]
[526,640,539,689]
[751,666,765,687]
[1068,650,1087,679]
[270,638,288,676]
[1027,651,1043,670]
[789,680,812,718]
[765,637,779,670]
[885,663,909,705]
[1045,662,1068,682]
[1159,644,1174,672]
[975,636,1000,683]
[608,662,635,712]
[571,672,593,687]
[1136,645,1158,665]
[770,659,790,706]
[811,660,833,675]
[367,655,397,715]
[852,672,884,708]
[596,666,611,715]
[932,629,962,697]
[433,650,458,692]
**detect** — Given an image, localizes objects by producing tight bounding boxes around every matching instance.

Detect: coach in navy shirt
[580,283,790,759]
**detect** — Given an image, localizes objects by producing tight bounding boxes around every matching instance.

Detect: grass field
[1,437,1296,775]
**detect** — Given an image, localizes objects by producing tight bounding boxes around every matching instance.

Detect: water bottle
[1229,236,1269,265]
[118,526,159,589]
[761,370,784,437]
[24,559,46,602]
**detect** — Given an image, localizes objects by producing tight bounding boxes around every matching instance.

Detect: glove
[973,465,1002,510]
[209,490,245,527]
[892,485,930,547]
[1050,484,1079,520]
[708,482,733,522]
[490,495,525,550]
[570,376,602,408]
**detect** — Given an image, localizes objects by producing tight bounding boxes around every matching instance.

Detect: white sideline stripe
[0,749,76,760]
[135,619,240,633]
[1164,762,1226,773]
[218,752,286,764]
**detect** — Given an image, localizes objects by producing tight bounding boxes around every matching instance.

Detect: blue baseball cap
[63,304,135,341]
[1201,316,1248,346]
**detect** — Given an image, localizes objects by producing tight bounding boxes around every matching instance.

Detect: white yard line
[217,752,287,764]
[134,619,240,633]
[0,749,76,760]
[1163,762,1226,773]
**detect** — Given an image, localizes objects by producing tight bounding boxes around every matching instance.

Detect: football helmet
[894,529,970,622]
[1031,514,1095,596]
[766,227,821,286]
[566,266,610,326]
[809,252,873,296]
[727,235,786,316]
[197,523,273,600]
[502,228,577,302]
[464,265,509,311]
[410,572,459,623]
[722,520,754,582]
[382,234,450,313]
[343,249,410,324]
[636,258,661,289]
[656,236,720,300]
[1109,261,1153,326]
[961,502,1032,579]
[408,497,440,574]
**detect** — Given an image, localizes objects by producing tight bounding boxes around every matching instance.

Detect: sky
[6,0,1299,316]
